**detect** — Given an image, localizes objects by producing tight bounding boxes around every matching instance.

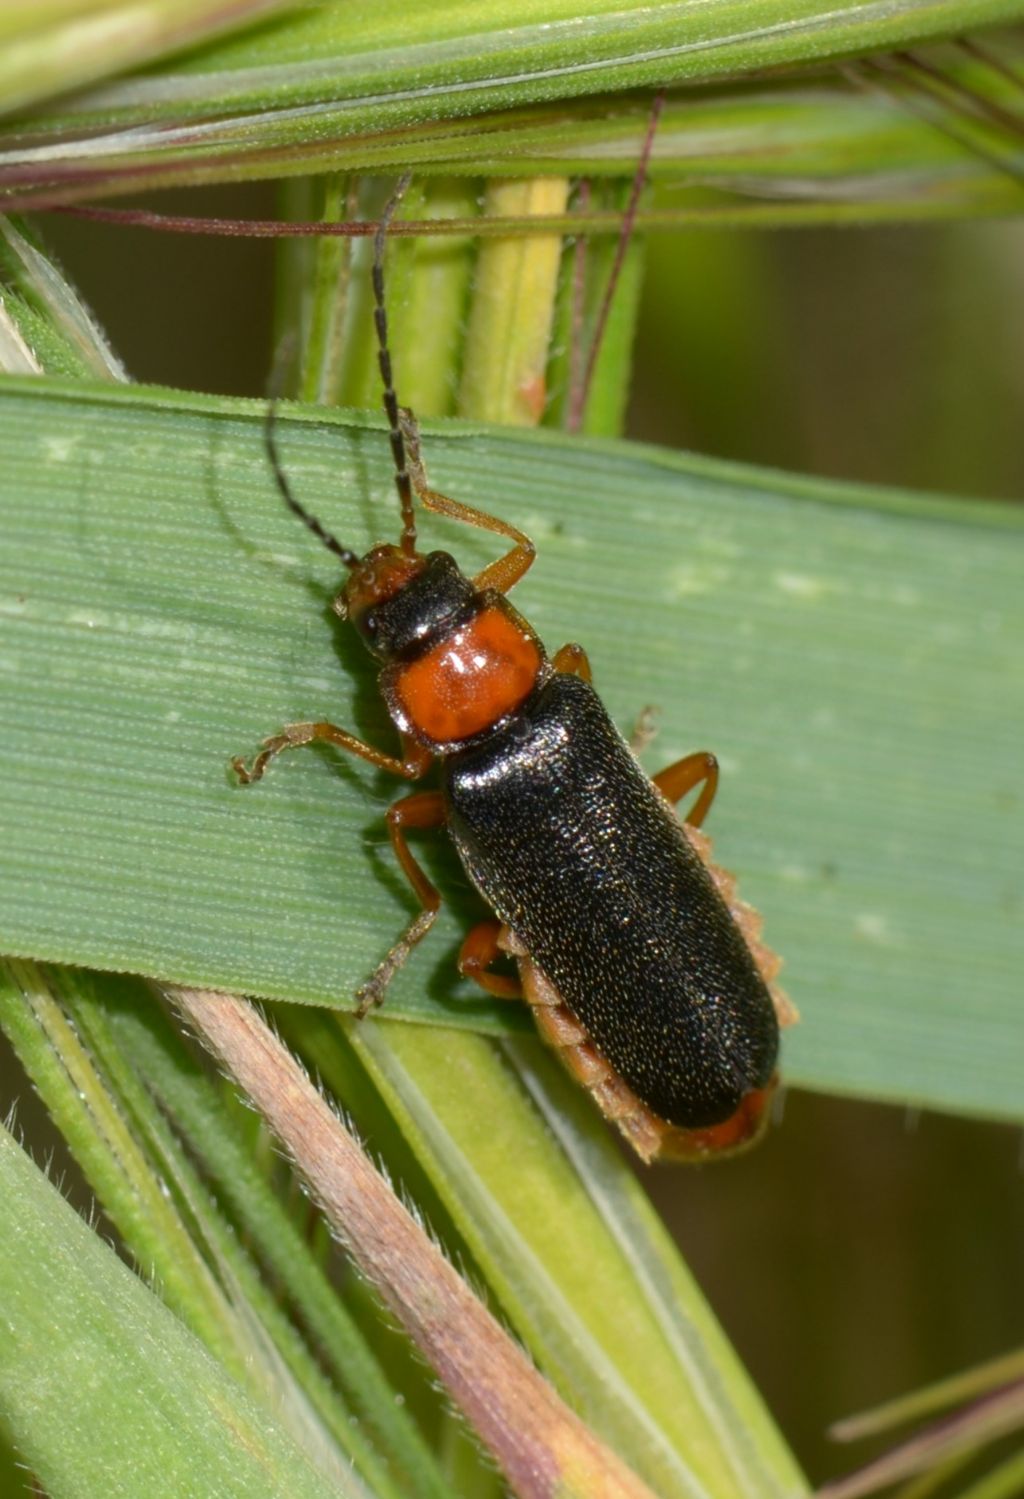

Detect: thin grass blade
[0,1113,352,1499]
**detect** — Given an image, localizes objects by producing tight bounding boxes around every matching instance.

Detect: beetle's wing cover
[445,674,778,1130]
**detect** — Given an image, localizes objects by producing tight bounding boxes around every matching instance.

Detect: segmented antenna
[371,171,417,556]
[264,341,360,568]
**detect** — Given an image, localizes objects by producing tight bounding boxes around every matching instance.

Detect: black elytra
[446,671,780,1130]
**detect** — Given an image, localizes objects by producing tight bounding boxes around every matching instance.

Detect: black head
[336,547,475,661]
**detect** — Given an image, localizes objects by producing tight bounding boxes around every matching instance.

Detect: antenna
[371,171,417,556]
[264,393,360,568]
[263,173,416,567]
[263,334,359,566]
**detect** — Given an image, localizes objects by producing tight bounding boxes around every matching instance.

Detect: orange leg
[233,724,432,785]
[459,919,523,1000]
[653,750,719,830]
[551,642,592,682]
[355,790,448,1017]
[398,407,535,596]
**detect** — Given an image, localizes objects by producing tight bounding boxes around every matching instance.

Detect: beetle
[234,175,795,1163]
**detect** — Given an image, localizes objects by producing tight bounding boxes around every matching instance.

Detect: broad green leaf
[2,177,797,1499]
[0,377,1021,1124]
[0,1117,352,1499]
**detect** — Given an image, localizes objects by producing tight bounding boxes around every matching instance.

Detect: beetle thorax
[384,598,546,750]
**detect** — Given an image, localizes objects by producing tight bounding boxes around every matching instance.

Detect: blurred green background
[4,188,1022,1489]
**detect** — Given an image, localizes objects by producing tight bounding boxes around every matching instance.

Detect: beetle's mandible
[234,174,796,1163]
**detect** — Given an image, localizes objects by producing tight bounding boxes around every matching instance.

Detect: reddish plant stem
[169,986,657,1499]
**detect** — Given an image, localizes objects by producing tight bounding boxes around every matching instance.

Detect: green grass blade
[344,1017,806,1499]
[60,978,410,1498]
[0,216,126,378]
[0,959,390,1496]
[4,12,1024,220]
[0,0,291,117]
[15,2,1024,125]
[459,177,568,425]
[98,976,454,1499]
[504,1036,806,1493]
[0,378,1021,1122]
[952,1447,1024,1499]
[0,960,241,1357]
[832,1350,1024,1440]
[0,1115,353,1499]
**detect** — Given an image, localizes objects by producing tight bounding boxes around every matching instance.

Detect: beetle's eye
[363,611,379,637]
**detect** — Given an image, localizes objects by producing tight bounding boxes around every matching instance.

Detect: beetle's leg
[233,726,431,785]
[551,642,592,682]
[653,751,719,830]
[398,407,535,595]
[355,790,447,1017]
[459,919,523,1000]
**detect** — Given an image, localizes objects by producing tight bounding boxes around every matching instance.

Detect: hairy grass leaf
[3,10,1024,220]
[0,0,290,118]
[0,1115,355,1499]
[342,1018,807,1499]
